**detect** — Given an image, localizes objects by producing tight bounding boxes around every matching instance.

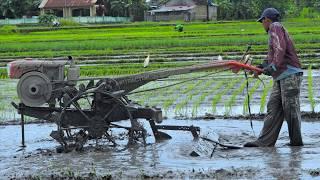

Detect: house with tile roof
[39,0,98,17]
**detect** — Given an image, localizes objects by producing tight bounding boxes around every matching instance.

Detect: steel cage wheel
[56,87,146,149]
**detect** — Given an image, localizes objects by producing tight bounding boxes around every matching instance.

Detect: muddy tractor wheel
[53,87,147,152]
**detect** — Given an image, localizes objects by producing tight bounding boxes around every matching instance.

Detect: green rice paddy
[0,19,320,121]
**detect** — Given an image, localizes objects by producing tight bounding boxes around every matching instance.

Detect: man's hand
[262,64,276,76]
[255,62,276,76]
[263,67,272,76]
[248,63,264,77]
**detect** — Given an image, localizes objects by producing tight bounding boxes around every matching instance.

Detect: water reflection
[265,147,302,179]
[0,120,318,179]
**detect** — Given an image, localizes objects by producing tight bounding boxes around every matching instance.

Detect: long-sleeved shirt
[266,22,302,80]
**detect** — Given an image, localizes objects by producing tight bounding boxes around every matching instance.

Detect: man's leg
[280,74,303,146]
[244,81,284,147]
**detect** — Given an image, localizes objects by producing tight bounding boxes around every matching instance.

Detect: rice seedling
[0,19,320,121]
[225,78,249,116]
[259,79,273,113]
[162,98,176,114]
[175,94,194,116]
[243,79,262,114]
[191,78,216,117]
[130,81,168,105]
[2,32,319,57]
[0,69,7,79]
[180,79,203,94]
[174,79,204,116]
[307,65,316,113]
[78,62,194,77]
[0,18,319,62]
[211,78,241,113]
[162,81,184,114]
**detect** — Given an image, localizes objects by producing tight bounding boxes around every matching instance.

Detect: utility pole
[64,0,67,17]
[206,4,209,21]
[206,0,210,21]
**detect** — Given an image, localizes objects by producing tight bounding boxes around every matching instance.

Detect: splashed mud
[1,119,319,179]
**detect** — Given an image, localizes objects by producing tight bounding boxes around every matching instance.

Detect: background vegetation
[215,0,320,20]
[0,18,320,77]
[0,0,320,21]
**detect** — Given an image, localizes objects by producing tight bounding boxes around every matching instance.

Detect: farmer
[244,8,304,147]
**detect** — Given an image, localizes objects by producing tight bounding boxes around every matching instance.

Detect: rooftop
[39,0,97,8]
[150,5,195,13]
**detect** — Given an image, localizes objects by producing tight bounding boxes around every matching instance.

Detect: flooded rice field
[0,68,320,179]
[1,119,320,179]
[1,70,320,122]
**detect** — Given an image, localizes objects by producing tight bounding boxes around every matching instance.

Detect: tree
[0,0,18,18]
[215,0,299,20]
[111,0,128,16]
[97,0,129,17]
[127,0,148,21]
[99,0,147,20]
[0,0,41,18]
[215,0,232,19]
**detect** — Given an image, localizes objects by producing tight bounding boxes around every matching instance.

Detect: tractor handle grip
[226,61,263,75]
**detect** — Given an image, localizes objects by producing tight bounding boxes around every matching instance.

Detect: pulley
[17,71,52,107]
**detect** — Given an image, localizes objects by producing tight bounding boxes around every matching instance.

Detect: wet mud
[1,119,320,179]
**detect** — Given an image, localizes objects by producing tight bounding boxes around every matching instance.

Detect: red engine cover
[7,60,67,79]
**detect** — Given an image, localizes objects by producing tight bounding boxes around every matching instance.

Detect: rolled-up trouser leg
[256,81,285,146]
[280,74,303,146]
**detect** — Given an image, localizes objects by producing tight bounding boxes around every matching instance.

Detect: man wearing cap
[244,8,304,147]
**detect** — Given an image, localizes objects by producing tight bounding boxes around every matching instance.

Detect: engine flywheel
[17,71,52,107]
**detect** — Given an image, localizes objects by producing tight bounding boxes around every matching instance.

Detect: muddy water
[1,119,320,179]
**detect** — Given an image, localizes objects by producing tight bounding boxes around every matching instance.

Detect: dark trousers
[256,74,303,146]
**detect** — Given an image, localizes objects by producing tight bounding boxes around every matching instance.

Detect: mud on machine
[8,56,262,152]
